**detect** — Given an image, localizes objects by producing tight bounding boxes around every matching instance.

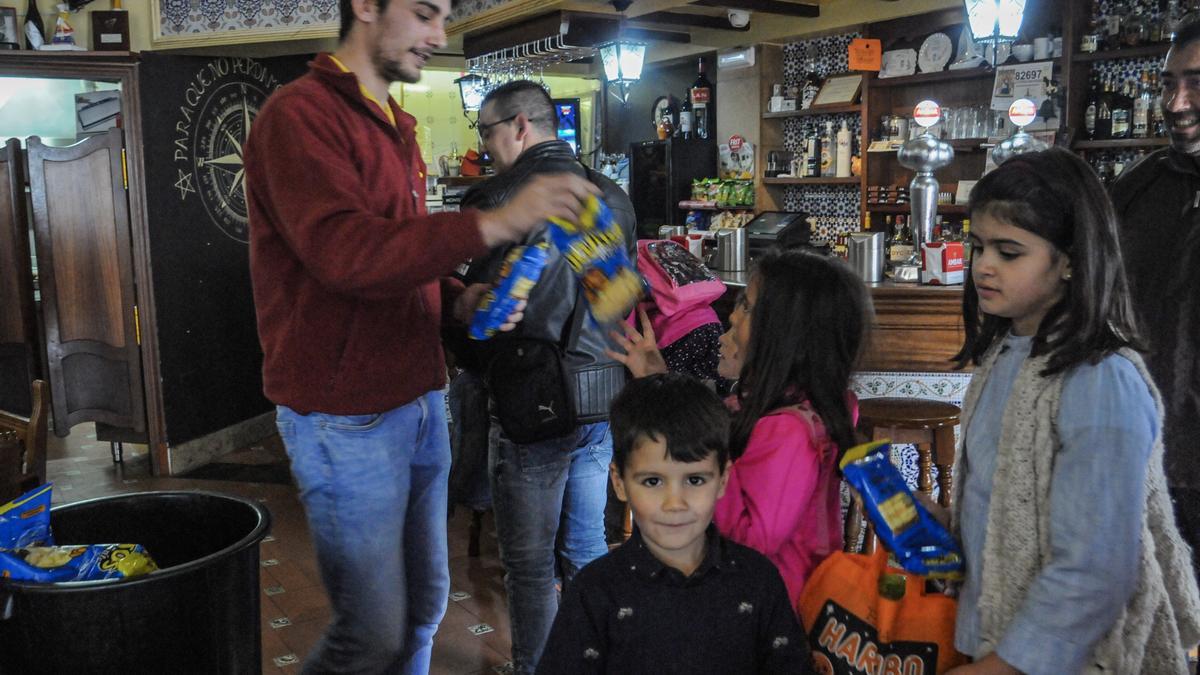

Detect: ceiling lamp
[456,73,489,113]
[963,0,1025,49]
[598,40,646,104]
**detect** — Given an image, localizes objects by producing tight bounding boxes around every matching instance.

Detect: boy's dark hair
[730,249,872,462]
[1175,19,1200,51]
[480,80,558,138]
[339,0,457,42]
[955,147,1143,375]
[609,373,730,474]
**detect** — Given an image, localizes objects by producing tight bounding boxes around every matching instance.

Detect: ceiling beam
[621,27,693,43]
[690,0,819,18]
[634,11,750,31]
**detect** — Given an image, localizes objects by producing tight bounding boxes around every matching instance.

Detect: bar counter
[713,271,966,373]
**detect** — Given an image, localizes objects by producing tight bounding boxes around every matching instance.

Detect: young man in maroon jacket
[243,0,597,672]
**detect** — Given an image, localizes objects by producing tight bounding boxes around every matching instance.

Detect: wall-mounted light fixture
[598,39,646,104]
[963,0,1026,64]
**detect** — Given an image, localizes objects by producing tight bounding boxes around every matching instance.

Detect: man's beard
[375,52,420,85]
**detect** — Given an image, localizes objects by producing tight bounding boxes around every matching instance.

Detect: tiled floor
[45,424,514,674]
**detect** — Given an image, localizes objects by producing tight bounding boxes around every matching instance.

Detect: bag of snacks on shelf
[548,194,645,324]
[0,483,52,550]
[840,440,964,580]
[691,179,707,202]
[469,242,550,341]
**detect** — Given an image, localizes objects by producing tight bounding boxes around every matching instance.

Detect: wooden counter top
[713,271,967,373]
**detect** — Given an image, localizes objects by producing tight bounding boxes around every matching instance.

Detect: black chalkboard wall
[138,53,310,446]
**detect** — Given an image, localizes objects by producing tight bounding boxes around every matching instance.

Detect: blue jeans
[276,391,450,675]
[489,422,613,675]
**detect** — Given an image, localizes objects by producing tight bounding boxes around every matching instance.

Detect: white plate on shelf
[918,32,953,73]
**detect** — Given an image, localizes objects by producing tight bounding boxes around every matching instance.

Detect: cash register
[743,211,812,259]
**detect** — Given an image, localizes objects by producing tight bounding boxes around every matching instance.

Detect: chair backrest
[0,380,49,499]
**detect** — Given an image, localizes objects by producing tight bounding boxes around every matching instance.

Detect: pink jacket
[713,396,855,613]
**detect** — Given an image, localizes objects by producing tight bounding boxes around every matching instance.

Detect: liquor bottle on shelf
[1085,75,1100,140]
[801,48,822,110]
[804,135,820,177]
[1123,1,1146,47]
[690,58,714,140]
[1150,1,1165,43]
[836,120,852,178]
[677,92,693,140]
[1104,1,1123,51]
[820,121,836,177]
[1168,0,1184,41]
[1133,71,1151,139]
[1152,72,1167,137]
[1082,0,1103,52]
[1111,79,1134,140]
[1097,76,1114,140]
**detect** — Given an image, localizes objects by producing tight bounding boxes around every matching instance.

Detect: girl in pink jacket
[611,249,873,611]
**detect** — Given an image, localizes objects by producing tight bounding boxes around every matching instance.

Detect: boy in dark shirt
[537,373,812,674]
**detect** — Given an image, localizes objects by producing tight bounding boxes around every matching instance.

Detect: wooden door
[0,139,38,416]
[27,129,145,436]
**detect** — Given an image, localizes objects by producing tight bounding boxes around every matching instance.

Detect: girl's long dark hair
[730,249,874,461]
[954,147,1143,375]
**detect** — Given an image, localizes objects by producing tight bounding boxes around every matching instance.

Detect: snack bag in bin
[0,543,158,583]
[548,195,645,324]
[0,483,53,549]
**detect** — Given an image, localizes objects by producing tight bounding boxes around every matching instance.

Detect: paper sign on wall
[849,38,882,71]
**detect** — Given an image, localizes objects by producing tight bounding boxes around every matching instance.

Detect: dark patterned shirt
[661,322,734,396]
[537,526,813,674]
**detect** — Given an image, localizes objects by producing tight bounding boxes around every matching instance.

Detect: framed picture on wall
[0,7,19,50]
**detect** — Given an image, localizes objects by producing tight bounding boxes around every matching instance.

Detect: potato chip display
[840,440,964,580]
[469,242,550,341]
[548,195,645,324]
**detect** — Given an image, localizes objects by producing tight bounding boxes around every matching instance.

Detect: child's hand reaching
[606,308,669,378]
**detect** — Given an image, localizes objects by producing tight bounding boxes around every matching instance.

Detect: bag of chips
[469,242,550,341]
[840,440,964,580]
[0,483,52,550]
[0,543,158,583]
[0,484,159,583]
[548,195,646,324]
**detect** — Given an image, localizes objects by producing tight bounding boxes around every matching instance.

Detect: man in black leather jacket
[451,80,637,675]
[1111,21,1200,578]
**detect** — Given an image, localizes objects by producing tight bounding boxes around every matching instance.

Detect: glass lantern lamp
[599,40,646,104]
[963,0,1026,64]
[455,73,488,113]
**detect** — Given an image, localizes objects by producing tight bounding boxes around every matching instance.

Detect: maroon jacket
[245,54,486,414]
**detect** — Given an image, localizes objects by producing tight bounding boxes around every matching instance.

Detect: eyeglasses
[476,114,518,142]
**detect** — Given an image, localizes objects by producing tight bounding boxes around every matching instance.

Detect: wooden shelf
[763,104,862,119]
[867,204,968,216]
[1072,43,1170,63]
[871,67,994,89]
[763,177,860,185]
[678,201,755,211]
[1073,137,1170,150]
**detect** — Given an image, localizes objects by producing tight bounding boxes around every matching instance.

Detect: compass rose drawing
[192,81,266,243]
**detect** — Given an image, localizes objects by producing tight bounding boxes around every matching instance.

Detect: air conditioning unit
[718,46,755,71]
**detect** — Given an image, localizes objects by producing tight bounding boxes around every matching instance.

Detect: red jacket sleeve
[245,91,487,300]
[714,412,822,557]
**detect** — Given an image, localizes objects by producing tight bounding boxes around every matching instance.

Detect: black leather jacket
[459,140,638,422]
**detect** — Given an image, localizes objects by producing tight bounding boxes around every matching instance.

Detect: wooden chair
[0,380,50,503]
[846,397,961,552]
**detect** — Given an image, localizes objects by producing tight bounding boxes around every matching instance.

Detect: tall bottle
[677,92,693,140]
[1084,75,1100,140]
[1110,79,1133,139]
[1104,1,1123,50]
[836,119,852,178]
[1081,0,1103,52]
[1123,2,1145,47]
[801,47,823,110]
[690,58,714,140]
[820,121,836,177]
[1133,71,1151,138]
[804,134,820,177]
[1096,76,1114,140]
[1152,72,1167,137]
[24,0,47,48]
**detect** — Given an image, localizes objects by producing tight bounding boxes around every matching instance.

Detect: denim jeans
[489,422,613,675]
[276,390,450,675]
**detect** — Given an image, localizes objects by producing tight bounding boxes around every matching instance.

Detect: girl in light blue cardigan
[947,147,1200,675]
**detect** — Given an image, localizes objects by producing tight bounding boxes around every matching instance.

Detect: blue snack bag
[840,440,964,580]
[548,195,646,324]
[469,242,550,341]
[0,483,53,550]
[0,543,158,583]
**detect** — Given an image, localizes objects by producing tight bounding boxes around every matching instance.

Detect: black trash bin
[0,491,271,674]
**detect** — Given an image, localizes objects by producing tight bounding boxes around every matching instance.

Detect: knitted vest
[950,345,1200,673]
